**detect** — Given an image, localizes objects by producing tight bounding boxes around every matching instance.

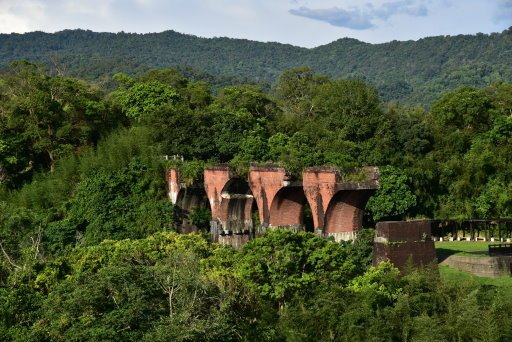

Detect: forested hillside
[1,61,512,340]
[1,28,511,106]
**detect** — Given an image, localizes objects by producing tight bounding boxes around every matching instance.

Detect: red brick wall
[204,166,256,226]
[167,168,181,204]
[376,220,434,242]
[269,187,306,226]
[174,164,378,244]
[303,167,376,236]
[303,167,339,230]
[324,190,372,233]
[373,221,437,271]
[248,165,289,225]
[204,166,234,220]
[373,242,436,271]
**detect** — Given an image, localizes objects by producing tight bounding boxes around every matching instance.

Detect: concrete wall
[440,255,512,277]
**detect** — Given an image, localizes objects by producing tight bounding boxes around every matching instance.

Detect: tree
[237,229,357,307]
[0,61,110,185]
[432,86,491,133]
[115,81,180,121]
[314,79,382,141]
[45,158,173,249]
[275,67,327,117]
[214,84,276,119]
[366,166,417,221]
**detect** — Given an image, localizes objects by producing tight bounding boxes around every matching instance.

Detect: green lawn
[436,242,512,289]
[439,265,512,293]
[435,241,493,261]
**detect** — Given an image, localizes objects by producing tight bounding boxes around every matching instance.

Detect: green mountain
[1,28,511,105]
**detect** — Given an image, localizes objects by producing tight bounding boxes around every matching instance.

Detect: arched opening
[220,178,259,232]
[303,202,314,233]
[324,190,373,235]
[269,187,311,231]
[252,200,261,227]
[175,187,211,233]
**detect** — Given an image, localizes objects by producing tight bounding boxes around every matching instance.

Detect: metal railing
[489,244,512,256]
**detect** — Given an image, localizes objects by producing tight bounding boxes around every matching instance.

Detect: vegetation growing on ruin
[0,57,511,339]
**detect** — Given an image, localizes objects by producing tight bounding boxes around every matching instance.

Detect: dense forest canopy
[0,58,511,340]
[1,28,511,106]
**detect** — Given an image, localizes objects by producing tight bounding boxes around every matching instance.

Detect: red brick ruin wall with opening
[324,191,373,233]
[324,194,361,233]
[204,166,233,220]
[302,167,339,230]
[269,188,305,226]
[248,165,289,226]
[175,165,378,242]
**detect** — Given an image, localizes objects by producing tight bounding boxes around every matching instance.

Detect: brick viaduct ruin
[167,164,380,247]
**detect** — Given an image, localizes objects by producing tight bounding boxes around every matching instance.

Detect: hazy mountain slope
[1,28,511,105]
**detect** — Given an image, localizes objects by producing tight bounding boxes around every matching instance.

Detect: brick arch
[221,178,251,195]
[324,190,373,234]
[218,178,258,228]
[175,187,211,232]
[176,187,210,213]
[269,187,307,227]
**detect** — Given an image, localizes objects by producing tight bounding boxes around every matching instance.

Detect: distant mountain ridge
[1,28,511,106]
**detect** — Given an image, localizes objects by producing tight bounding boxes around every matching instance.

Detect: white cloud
[289,6,374,30]
[494,0,512,23]
[63,0,114,17]
[289,0,429,29]
[0,1,46,33]
[0,0,509,47]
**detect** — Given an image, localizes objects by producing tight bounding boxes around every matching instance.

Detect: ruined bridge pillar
[248,164,306,230]
[204,165,255,247]
[167,168,181,205]
[303,167,379,241]
[166,168,209,233]
[373,220,437,272]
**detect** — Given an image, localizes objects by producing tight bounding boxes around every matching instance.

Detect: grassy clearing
[435,241,493,261]
[439,265,512,293]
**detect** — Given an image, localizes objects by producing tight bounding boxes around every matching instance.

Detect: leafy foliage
[0,53,511,340]
[1,28,512,106]
[366,166,417,221]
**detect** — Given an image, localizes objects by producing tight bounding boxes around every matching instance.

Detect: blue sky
[0,0,511,47]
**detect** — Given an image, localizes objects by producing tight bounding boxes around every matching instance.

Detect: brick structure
[169,164,380,247]
[248,164,306,228]
[166,168,209,233]
[269,187,307,227]
[167,168,181,204]
[203,165,235,221]
[373,220,437,271]
[204,165,256,246]
[303,167,379,241]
